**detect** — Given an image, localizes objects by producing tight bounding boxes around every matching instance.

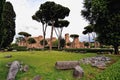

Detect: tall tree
[40,39,48,46]
[70,34,79,48]
[0,0,5,24]
[49,20,69,49]
[59,38,65,49]
[18,32,31,37]
[0,0,5,25]
[82,25,94,48]
[16,37,25,45]
[70,34,79,39]
[0,1,16,49]
[32,9,48,50]
[82,0,120,54]
[39,1,70,50]
[27,38,36,48]
[0,0,5,49]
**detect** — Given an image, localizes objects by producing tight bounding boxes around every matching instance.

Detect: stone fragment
[73,65,84,78]
[7,61,20,80]
[33,75,41,80]
[23,65,29,72]
[4,54,12,58]
[55,61,80,69]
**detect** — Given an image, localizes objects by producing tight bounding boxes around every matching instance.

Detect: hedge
[64,48,113,53]
[12,46,28,51]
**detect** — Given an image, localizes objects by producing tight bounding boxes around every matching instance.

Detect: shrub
[64,48,113,53]
[12,46,27,51]
[84,42,89,48]
[52,40,58,47]
[40,39,48,46]
[27,38,36,44]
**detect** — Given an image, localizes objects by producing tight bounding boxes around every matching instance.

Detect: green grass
[0,51,119,80]
[94,59,120,80]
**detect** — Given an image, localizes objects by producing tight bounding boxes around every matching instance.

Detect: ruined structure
[65,33,71,48]
[17,35,56,49]
[65,33,84,48]
[17,33,88,49]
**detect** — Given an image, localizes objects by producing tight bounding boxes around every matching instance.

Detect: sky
[6,0,89,42]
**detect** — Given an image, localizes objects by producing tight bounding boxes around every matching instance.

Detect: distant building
[17,35,56,49]
[65,33,84,48]
[18,33,97,49]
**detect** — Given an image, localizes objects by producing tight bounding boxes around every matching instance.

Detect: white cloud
[6,0,89,42]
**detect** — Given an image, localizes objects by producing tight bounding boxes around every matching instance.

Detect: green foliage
[12,46,27,51]
[0,0,5,22]
[39,1,70,21]
[35,1,70,50]
[0,1,16,49]
[10,43,18,47]
[70,34,79,38]
[82,0,120,54]
[27,38,36,44]
[52,40,58,47]
[94,59,120,80]
[60,38,65,49]
[84,42,89,47]
[16,37,25,44]
[49,20,69,28]
[83,25,94,35]
[64,48,113,53]
[0,0,5,23]
[40,39,48,46]
[18,32,31,37]
[66,42,71,46]
[0,0,5,48]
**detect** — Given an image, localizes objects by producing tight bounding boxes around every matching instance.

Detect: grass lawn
[0,51,119,80]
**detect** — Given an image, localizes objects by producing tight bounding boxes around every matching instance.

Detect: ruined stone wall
[18,36,57,49]
[65,33,71,48]
[64,33,84,48]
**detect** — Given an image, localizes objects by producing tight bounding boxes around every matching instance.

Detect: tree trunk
[58,37,60,49]
[114,45,119,55]
[49,22,54,51]
[88,33,91,48]
[42,24,45,50]
[58,28,63,49]
[42,23,47,50]
[91,32,96,48]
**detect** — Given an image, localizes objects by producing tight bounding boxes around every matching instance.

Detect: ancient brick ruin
[17,35,56,49]
[18,33,100,49]
[65,33,84,48]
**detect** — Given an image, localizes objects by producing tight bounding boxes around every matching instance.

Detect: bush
[52,40,58,47]
[12,46,27,51]
[94,60,120,80]
[40,39,48,46]
[64,48,113,53]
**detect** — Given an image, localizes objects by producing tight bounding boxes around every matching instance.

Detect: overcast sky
[6,0,89,41]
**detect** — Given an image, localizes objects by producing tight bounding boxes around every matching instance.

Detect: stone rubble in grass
[80,55,111,69]
[23,65,29,72]
[33,75,41,80]
[57,79,62,80]
[4,54,12,58]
